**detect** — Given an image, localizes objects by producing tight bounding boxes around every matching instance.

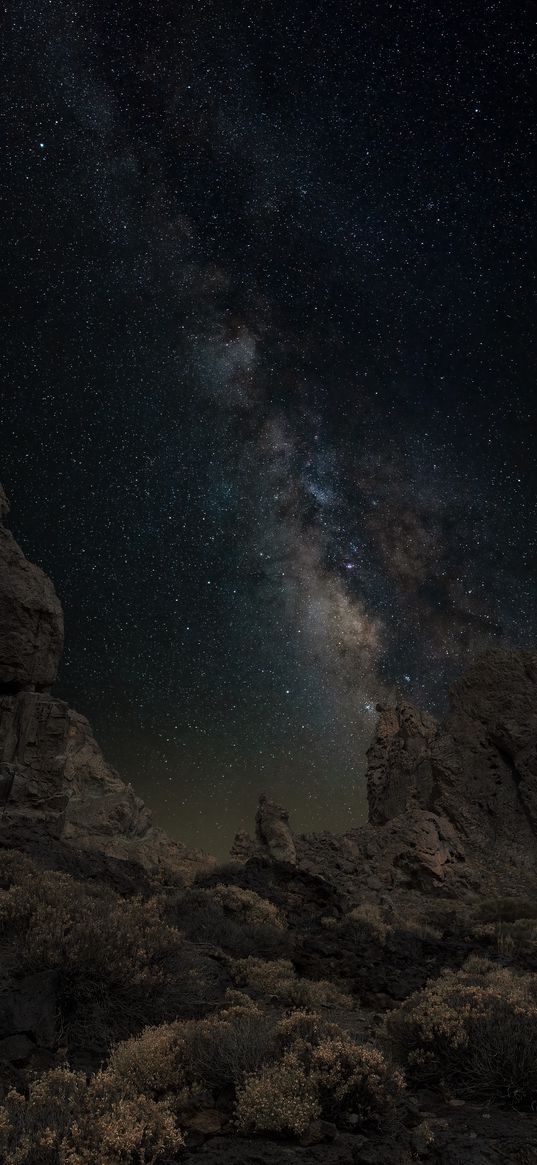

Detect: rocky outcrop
[0,487,214,884]
[230,795,297,866]
[232,648,537,901]
[0,487,63,692]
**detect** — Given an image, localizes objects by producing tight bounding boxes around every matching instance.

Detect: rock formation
[0,486,63,693]
[0,487,214,884]
[231,795,297,866]
[232,648,537,901]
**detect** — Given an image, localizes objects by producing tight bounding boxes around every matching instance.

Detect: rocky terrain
[0,483,536,1165]
[0,485,214,888]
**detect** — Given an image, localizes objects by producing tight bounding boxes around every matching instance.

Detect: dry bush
[107,1022,189,1101]
[235,1051,320,1136]
[474,897,537,924]
[168,887,289,958]
[275,1009,344,1051]
[235,1032,403,1136]
[387,958,537,1107]
[302,1037,404,1125]
[0,1066,183,1164]
[0,850,209,1058]
[231,957,353,1008]
[341,903,390,945]
[472,917,537,961]
[108,1004,276,1100]
[207,884,286,930]
[182,1005,276,1087]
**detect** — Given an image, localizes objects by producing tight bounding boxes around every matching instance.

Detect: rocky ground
[0,482,536,1164]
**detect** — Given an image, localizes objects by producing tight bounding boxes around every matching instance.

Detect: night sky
[3,1,536,858]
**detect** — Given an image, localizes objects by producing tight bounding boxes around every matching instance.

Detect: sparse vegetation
[166,884,290,958]
[387,957,537,1108]
[230,956,353,1008]
[0,1067,183,1164]
[0,850,219,1059]
[235,1031,404,1136]
[235,1051,320,1136]
[473,897,537,924]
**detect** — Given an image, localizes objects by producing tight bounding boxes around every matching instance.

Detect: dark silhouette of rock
[0,487,63,692]
[0,487,214,884]
[231,796,297,866]
[232,648,537,901]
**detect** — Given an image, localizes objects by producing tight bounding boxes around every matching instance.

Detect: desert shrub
[0,857,177,981]
[472,917,537,962]
[0,1066,183,1164]
[109,1005,276,1101]
[275,1009,344,1052]
[235,1051,320,1136]
[340,903,390,945]
[181,1005,276,1088]
[474,897,537,924]
[223,988,259,1009]
[235,1034,403,1136]
[231,957,353,1008]
[387,958,537,1107]
[207,884,286,930]
[107,1022,188,1100]
[0,850,37,890]
[0,850,209,1057]
[168,887,289,958]
[302,1037,404,1124]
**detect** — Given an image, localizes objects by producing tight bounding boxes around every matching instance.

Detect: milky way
[3,1,536,856]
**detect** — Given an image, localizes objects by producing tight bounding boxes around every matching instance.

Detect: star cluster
[3,1,536,856]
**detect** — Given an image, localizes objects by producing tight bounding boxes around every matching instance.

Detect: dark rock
[233,648,537,905]
[0,487,215,885]
[0,1034,35,1063]
[231,796,297,866]
[0,486,63,691]
[0,970,58,1046]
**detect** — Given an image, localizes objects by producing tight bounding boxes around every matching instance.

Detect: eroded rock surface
[0,486,63,692]
[0,488,214,884]
[232,648,537,901]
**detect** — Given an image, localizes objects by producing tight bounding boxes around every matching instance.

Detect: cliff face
[233,649,537,902]
[0,487,214,884]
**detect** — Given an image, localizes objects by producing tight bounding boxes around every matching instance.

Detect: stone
[233,647,537,904]
[0,486,215,885]
[0,970,58,1046]
[255,795,297,864]
[0,488,63,691]
[231,795,297,866]
[0,1034,35,1063]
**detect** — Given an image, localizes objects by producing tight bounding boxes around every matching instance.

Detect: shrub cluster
[0,1067,183,1165]
[230,956,353,1008]
[235,1021,404,1136]
[387,957,537,1107]
[168,884,289,957]
[0,850,212,1058]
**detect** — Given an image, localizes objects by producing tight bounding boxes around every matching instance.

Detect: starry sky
[3,1,537,858]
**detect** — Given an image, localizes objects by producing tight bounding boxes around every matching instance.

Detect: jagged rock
[232,648,537,902]
[231,796,297,866]
[0,487,63,692]
[361,648,537,891]
[0,487,214,884]
[256,795,297,865]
